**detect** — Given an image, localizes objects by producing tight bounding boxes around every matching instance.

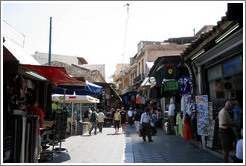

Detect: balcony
[121,86,131,95]
[133,74,145,85]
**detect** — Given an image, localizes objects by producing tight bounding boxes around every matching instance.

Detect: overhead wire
[52,5,123,29]
[120,3,130,76]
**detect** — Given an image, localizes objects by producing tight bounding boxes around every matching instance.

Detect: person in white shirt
[218,100,237,163]
[168,98,175,135]
[232,129,243,163]
[128,107,134,127]
[98,109,105,133]
[140,108,154,142]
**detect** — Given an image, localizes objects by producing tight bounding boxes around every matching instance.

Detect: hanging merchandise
[141,97,146,105]
[196,95,209,136]
[124,96,128,105]
[160,80,179,97]
[176,113,183,137]
[178,76,193,95]
[163,63,178,80]
[136,94,141,104]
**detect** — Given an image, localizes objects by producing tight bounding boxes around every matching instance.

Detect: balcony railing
[133,74,145,85]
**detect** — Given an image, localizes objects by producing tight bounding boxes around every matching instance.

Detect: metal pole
[48,17,52,65]
[71,102,74,135]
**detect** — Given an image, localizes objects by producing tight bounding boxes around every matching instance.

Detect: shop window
[216,91,225,98]
[207,64,222,82]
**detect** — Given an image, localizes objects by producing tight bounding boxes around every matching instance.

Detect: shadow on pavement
[107,133,125,136]
[40,152,71,163]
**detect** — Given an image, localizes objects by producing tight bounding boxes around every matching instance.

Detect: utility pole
[48,17,52,65]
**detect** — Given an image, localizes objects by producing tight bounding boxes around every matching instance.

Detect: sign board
[223,55,243,77]
[196,95,209,136]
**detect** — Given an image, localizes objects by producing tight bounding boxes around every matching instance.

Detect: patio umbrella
[52,94,100,135]
[52,81,103,96]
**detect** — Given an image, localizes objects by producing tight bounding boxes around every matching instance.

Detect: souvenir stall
[52,94,100,137]
[3,42,48,163]
[3,43,85,162]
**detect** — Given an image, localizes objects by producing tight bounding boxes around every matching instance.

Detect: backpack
[91,112,96,122]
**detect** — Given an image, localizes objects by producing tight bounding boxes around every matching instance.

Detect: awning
[52,94,100,103]
[140,77,156,87]
[3,39,40,65]
[148,55,181,77]
[21,64,84,86]
[52,81,103,96]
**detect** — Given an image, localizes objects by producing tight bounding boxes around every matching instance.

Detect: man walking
[89,108,98,135]
[218,100,237,163]
[140,108,154,142]
[128,107,134,127]
[98,109,105,133]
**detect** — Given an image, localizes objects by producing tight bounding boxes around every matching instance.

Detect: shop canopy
[52,94,100,103]
[52,81,103,96]
[4,39,40,65]
[21,64,84,86]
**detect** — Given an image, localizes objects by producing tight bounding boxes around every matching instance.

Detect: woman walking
[113,109,121,134]
[134,109,142,132]
[120,107,128,134]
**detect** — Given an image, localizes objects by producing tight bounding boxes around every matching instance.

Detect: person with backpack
[89,108,98,135]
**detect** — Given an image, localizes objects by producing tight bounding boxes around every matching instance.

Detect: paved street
[40,124,224,164]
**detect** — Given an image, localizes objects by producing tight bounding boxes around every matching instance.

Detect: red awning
[21,64,84,86]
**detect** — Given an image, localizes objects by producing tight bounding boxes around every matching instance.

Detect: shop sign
[196,95,209,136]
[223,56,242,77]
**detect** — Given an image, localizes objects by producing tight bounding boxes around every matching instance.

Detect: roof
[4,39,40,65]
[148,55,181,77]
[181,16,242,60]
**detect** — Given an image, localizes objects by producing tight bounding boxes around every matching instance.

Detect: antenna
[120,3,130,77]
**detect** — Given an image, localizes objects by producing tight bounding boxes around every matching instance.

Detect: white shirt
[236,139,243,160]
[218,108,233,129]
[98,112,105,122]
[140,112,151,124]
[168,104,175,116]
[128,110,134,117]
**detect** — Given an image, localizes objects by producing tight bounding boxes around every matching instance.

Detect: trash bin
[77,121,82,135]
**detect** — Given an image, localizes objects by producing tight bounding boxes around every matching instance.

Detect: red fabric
[26,106,45,135]
[183,116,193,140]
[21,64,82,85]
[136,97,141,104]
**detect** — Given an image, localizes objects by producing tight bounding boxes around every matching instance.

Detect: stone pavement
[40,124,229,164]
[126,126,222,163]
[40,126,126,163]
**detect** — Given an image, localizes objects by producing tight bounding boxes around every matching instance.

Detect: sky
[2,1,229,82]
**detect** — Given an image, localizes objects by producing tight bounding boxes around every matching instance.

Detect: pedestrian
[183,113,193,141]
[233,98,243,140]
[98,109,105,133]
[113,108,121,134]
[232,129,243,163]
[26,97,53,163]
[134,109,142,132]
[89,108,98,135]
[168,98,175,134]
[120,106,128,134]
[218,100,238,163]
[156,107,162,128]
[140,108,154,142]
[127,107,134,127]
[83,108,90,122]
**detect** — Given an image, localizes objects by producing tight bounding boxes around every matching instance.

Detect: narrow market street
[40,125,224,164]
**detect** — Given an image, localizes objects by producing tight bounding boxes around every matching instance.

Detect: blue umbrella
[52,81,103,96]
